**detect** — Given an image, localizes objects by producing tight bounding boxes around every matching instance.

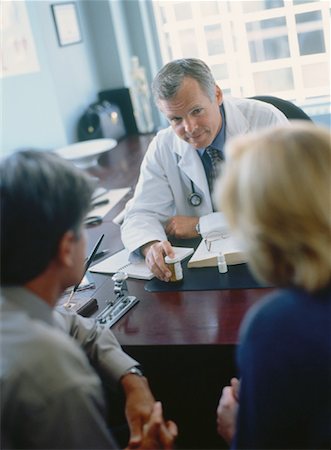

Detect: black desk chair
[250,95,312,121]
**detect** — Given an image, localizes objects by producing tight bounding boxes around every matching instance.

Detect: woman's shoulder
[240,286,331,341]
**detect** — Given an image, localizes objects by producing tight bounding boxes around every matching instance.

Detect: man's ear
[57,231,76,268]
[215,85,223,106]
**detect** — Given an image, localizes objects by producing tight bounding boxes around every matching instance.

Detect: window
[246,17,290,62]
[295,10,326,55]
[205,24,225,55]
[242,0,285,13]
[152,0,330,126]
[253,67,294,94]
[179,28,199,56]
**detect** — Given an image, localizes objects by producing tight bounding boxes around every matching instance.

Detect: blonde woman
[215,122,331,448]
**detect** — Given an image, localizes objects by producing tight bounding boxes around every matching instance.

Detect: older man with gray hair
[121,58,288,281]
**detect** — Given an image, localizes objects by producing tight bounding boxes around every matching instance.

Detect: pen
[92,249,110,262]
[91,198,109,209]
[64,234,105,308]
[84,215,103,226]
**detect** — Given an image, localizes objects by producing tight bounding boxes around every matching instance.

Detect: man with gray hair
[0,150,177,449]
[121,58,288,281]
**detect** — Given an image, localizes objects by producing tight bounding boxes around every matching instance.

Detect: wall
[1,0,162,156]
[1,0,121,155]
[2,1,66,154]
[82,0,128,90]
[122,0,164,128]
[38,0,100,145]
[82,0,162,129]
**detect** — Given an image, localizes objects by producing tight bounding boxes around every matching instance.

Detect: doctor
[121,58,288,281]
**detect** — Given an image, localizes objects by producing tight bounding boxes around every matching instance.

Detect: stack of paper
[90,187,131,218]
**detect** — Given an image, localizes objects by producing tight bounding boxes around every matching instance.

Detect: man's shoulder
[224,95,288,125]
[1,310,106,450]
[148,126,188,157]
[154,125,180,146]
[225,94,271,107]
[1,308,96,391]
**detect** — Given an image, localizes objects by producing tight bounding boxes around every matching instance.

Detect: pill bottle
[164,255,183,282]
[217,252,228,273]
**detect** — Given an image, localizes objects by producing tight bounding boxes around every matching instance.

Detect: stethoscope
[175,153,203,207]
[188,179,203,207]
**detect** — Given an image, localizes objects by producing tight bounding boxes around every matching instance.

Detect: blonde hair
[216,121,331,292]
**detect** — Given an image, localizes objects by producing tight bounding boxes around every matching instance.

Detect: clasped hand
[216,377,240,444]
[125,402,177,450]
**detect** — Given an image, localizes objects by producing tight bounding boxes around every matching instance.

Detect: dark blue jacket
[233,285,331,449]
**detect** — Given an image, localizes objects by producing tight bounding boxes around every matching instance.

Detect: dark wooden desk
[84,135,273,449]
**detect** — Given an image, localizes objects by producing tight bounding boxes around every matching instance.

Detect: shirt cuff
[198,212,230,238]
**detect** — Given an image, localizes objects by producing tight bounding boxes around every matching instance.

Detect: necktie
[205,146,224,193]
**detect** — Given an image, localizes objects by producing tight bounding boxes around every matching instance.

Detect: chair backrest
[250,95,312,121]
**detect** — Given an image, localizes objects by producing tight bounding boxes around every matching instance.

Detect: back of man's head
[152,58,216,103]
[0,150,94,286]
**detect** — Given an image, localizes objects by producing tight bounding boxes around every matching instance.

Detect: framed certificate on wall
[51,2,82,47]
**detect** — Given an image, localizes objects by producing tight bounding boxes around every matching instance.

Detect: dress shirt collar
[197,104,226,157]
[1,286,55,326]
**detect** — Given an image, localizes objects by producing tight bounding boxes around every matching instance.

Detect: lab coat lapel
[177,144,211,205]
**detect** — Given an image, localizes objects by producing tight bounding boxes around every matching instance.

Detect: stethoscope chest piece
[188,191,202,207]
[188,180,203,207]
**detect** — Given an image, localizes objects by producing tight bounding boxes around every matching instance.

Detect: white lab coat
[121,96,288,258]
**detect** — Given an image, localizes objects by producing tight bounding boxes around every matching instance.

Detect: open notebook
[187,234,247,268]
[90,246,194,280]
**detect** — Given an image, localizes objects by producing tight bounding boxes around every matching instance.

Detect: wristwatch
[195,221,201,235]
[122,366,144,378]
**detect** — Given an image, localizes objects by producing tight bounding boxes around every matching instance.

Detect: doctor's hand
[165,216,200,239]
[141,240,175,281]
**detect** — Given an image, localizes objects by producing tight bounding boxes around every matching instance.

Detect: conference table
[77,134,273,449]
